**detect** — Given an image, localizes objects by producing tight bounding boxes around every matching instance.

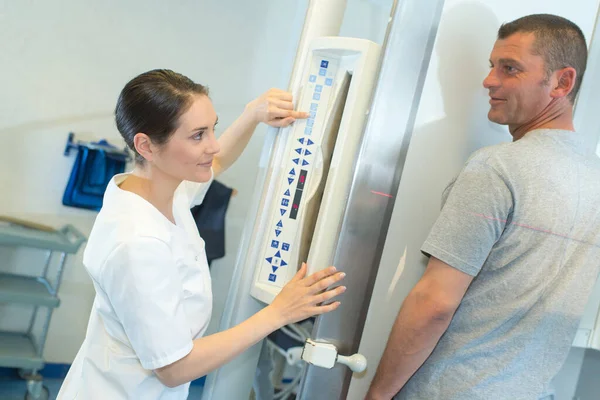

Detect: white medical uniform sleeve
[421,157,514,277]
[179,168,214,207]
[102,237,193,370]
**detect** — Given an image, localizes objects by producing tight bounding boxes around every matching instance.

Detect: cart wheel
[17,368,33,380]
[24,382,50,400]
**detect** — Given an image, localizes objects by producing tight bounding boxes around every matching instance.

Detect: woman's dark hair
[115,69,209,163]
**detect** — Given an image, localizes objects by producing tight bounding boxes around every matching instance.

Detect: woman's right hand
[267,263,346,328]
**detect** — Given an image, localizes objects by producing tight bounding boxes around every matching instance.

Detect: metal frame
[17,250,69,400]
[297,0,445,397]
[0,223,85,400]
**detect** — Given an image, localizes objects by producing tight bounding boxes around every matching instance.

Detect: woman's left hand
[246,88,309,127]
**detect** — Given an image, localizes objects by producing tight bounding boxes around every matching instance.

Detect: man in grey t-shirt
[367,14,600,400]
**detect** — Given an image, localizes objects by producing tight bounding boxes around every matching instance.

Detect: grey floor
[0,378,204,399]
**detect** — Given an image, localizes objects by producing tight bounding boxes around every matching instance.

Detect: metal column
[297,0,445,398]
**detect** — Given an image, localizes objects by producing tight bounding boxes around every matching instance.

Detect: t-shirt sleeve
[421,158,513,277]
[101,237,193,370]
[179,168,214,208]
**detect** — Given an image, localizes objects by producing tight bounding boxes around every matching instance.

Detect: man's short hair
[498,14,588,102]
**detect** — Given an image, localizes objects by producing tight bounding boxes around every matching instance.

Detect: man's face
[483,32,553,130]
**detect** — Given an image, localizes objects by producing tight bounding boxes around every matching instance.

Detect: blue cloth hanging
[190,180,233,267]
[62,140,128,211]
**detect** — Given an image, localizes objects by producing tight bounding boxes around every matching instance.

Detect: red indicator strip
[470,212,600,248]
[371,190,393,198]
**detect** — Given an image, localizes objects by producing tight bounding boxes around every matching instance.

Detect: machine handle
[336,353,367,373]
[301,338,367,373]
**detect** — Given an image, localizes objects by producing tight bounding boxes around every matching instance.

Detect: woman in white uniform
[57,69,346,399]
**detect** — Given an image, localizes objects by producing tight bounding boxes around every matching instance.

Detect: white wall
[338,0,392,44]
[574,7,600,153]
[0,0,307,363]
[348,0,600,398]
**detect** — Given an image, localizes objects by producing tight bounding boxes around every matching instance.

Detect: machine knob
[336,353,367,373]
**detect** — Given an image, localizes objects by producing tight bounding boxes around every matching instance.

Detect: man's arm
[213,88,307,176]
[366,256,474,400]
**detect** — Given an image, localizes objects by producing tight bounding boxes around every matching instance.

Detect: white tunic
[58,172,214,400]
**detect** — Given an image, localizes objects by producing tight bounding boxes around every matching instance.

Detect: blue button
[277,220,283,227]
[313,93,321,100]
[325,78,333,86]
[321,60,329,68]
[305,149,312,156]
[266,257,273,263]
[309,111,316,119]
[302,159,309,166]
[271,240,279,248]
[307,139,314,145]
[282,243,290,251]
[268,274,277,282]
[304,127,312,135]
[281,208,287,215]
[292,158,299,165]
[281,198,289,207]
[310,103,318,111]
[275,230,281,237]
[309,75,317,82]
[289,168,295,176]
[295,148,302,154]
[298,138,305,144]
[319,68,326,76]
[281,260,288,267]
[315,85,323,93]
[287,178,293,185]
[307,119,314,127]
[272,266,279,273]
[275,251,282,258]
[283,190,290,197]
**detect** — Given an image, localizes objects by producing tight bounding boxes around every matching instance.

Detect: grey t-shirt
[397,129,600,400]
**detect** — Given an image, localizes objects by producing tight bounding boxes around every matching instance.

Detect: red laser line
[469,212,598,247]
[371,190,393,198]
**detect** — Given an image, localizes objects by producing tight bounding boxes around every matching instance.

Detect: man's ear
[550,67,576,99]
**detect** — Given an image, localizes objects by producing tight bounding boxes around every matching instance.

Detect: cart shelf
[0,273,60,308]
[0,331,44,370]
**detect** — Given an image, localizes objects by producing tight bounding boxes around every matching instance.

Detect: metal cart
[0,219,86,399]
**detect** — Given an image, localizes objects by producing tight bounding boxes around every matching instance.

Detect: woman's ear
[133,133,154,162]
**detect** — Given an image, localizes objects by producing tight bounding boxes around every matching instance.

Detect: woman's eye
[193,132,204,140]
